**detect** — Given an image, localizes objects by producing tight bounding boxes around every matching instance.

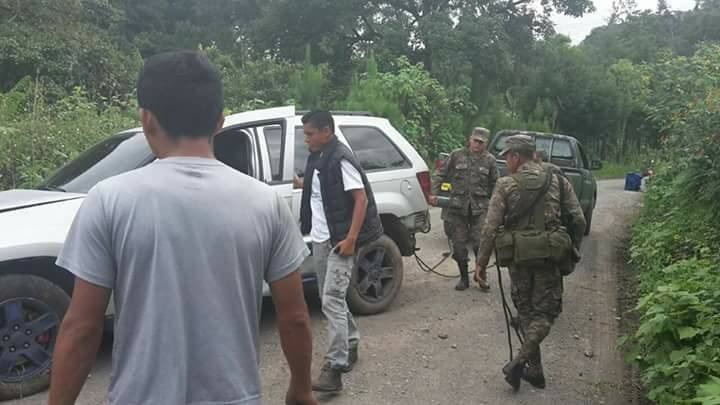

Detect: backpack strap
[507,170,552,228]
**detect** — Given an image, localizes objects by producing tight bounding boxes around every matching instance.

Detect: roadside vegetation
[624,45,720,405]
[7,0,720,191]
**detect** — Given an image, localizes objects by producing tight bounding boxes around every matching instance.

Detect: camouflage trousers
[442,211,485,263]
[509,265,563,368]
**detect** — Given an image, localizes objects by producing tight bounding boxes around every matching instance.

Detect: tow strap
[495,253,524,361]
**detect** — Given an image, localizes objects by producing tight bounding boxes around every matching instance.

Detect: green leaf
[696,376,720,399]
[678,326,701,340]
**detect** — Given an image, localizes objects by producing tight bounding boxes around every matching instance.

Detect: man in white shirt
[296,110,384,393]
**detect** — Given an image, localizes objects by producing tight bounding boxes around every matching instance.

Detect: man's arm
[430,152,453,205]
[475,181,508,270]
[336,188,368,257]
[269,272,316,404]
[49,278,110,405]
[560,176,587,247]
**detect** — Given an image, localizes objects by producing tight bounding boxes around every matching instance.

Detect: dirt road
[9,179,643,405]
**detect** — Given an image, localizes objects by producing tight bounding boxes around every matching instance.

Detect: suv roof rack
[296,110,375,117]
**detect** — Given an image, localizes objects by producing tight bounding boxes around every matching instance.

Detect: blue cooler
[624,173,642,191]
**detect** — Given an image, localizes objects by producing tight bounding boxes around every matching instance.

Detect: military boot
[502,356,525,392]
[455,261,470,291]
[312,363,343,392]
[522,349,546,389]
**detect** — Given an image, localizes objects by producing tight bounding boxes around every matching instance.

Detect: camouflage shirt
[476,161,586,267]
[541,162,566,179]
[432,148,499,218]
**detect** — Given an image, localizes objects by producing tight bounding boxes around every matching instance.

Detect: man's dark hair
[137,50,224,138]
[301,110,335,133]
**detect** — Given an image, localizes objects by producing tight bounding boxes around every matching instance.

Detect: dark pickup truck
[487,130,602,234]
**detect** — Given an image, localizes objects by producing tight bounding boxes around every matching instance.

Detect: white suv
[0,106,430,399]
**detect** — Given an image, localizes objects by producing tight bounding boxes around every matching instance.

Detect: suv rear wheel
[0,275,69,400]
[347,235,404,315]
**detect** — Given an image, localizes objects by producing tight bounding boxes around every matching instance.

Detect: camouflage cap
[499,134,535,156]
[470,127,490,143]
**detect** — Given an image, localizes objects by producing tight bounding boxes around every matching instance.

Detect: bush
[0,85,137,190]
[628,166,720,405]
[344,55,466,160]
[625,43,720,405]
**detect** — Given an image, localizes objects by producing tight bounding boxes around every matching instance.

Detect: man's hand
[49,278,110,405]
[474,264,486,284]
[270,272,314,405]
[285,384,318,405]
[293,175,304,189]
[428,195,439,207]
[334,237,357,257]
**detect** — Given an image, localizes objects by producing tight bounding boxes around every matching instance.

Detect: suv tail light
[435,159,444,171]
[416,171,432,203]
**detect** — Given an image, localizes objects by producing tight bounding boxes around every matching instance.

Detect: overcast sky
[552,0,697,43]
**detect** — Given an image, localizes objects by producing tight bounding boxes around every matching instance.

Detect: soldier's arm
[431,151,453,195]
[476,180,508,268]
[561,176,587,246]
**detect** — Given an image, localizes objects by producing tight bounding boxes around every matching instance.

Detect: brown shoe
[312,363,343,392]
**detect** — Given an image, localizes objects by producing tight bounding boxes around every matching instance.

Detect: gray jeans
[313,241,360,369]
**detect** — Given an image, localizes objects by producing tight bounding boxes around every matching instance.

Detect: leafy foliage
[627,44,720,405]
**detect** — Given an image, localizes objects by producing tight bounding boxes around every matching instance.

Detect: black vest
[300,137,383,246]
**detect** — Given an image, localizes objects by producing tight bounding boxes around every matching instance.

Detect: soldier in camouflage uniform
[474,135,586,391]
[430,127,499,291]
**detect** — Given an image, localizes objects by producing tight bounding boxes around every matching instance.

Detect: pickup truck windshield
[39,132,154,194]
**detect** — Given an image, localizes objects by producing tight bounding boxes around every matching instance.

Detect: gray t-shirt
[57,157,309,405]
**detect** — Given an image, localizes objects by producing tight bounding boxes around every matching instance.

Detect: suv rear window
[339,126,410,171]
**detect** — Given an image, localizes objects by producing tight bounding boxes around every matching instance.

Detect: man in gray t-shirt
[48,51,317,405]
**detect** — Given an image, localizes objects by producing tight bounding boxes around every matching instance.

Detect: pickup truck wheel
[0,275,69,400]
[347,235,404,315]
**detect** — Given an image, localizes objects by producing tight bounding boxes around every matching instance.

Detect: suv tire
[347,235,404,315]
[0,275,70,400]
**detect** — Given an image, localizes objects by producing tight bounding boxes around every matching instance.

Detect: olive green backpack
[495,170,574,273]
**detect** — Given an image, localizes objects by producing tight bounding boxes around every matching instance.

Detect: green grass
[595,161,641,180]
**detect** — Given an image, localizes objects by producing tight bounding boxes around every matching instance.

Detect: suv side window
[339,126,410,171]
[215,129,255,176]
[262,125,283,181]
[294,127,310,176]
